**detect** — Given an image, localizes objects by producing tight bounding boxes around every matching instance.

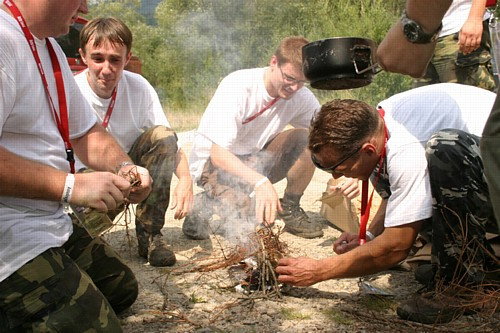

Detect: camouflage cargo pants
[0,219,138,332]
[425,129,499,284]
[414,20,496,92]
[128,125,178,235]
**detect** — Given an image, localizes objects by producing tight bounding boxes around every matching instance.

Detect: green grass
[189,292,207,304]
[359,295,396,312]
[321,308,353,325]
[280,307,312,320]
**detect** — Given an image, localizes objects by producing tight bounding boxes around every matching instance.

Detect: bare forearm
[468,0,487,23]
[174,148,191,181]
[72,123,132,172]
[0,147,65,201]
[377,0,452,77]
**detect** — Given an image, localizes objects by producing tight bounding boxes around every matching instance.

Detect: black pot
[302,37,379,90]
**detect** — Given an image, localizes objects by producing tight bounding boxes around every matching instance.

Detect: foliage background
[87,0,411,126]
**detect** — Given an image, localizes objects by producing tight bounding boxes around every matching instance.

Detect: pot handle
[351,45,382,75]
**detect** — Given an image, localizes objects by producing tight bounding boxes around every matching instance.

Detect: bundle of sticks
[177,221,289,296]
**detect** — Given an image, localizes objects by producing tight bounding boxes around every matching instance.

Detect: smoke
[194,149,280,249]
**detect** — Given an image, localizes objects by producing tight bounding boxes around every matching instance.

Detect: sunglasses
[311,146,362,173]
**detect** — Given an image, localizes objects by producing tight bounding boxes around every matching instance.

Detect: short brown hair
[274,36,309,69]
[80,17,133,55]
[309,99,380,155]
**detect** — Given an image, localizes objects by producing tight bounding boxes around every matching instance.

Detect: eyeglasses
[279,65,308,85]
[311,146,362,174]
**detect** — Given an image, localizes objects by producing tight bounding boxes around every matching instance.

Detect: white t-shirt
[440,0,490,37]
[74,69,170,169]
[0,10,97,282]
[189,67,320,182]
[376,83,495,228]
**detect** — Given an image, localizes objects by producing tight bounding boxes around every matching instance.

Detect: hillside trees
[87,0,410,113]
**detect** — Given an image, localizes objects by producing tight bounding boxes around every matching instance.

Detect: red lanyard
[359,108,387,245]
[101,86,118,129]
[4,0,75,173]
[242,97,280,124]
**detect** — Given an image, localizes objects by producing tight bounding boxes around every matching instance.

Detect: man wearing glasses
[277,83,499,324]
[185,36,355,240]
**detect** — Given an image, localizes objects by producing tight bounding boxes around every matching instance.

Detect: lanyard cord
[4,0,75,173]
[242,97,280,124]
[359,108,387,245]
[101,86,118,129]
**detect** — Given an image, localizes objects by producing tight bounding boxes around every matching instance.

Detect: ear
[125,51,132,67]
[270,55,278,68]
[78,48,87,65]
[361,142,378,156]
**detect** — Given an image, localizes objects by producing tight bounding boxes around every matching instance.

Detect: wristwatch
[401,10,442,44]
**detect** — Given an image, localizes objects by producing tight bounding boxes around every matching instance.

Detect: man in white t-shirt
[276,83,499,324]
[0,1,152,331]
[75,17,193,267]
[185,36,326,240]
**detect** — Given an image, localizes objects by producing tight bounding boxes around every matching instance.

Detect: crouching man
[277,83,499,324]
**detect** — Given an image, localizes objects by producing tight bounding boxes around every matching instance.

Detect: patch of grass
[280,307,311,320]
[322,308,353,325]
[189,292,207,304]
[359,295,396,312]
[166,108,202,133]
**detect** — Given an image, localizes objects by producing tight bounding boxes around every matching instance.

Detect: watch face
[403,23,419,43]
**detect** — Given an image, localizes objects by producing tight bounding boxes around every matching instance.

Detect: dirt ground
[102,131,499,333]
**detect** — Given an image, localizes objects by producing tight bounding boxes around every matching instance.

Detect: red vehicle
[56,17,142,74]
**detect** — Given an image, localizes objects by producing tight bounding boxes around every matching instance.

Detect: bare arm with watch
[377,0,452,78]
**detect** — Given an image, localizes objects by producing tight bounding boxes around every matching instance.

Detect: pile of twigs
[173,223,289,296]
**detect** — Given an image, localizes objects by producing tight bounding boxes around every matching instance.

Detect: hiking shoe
[148,234,176,267]
[183,213,210,240]
[396,292,463,324]
[278,199,323,239]
[414,263,435,288]
[182,192,216,240]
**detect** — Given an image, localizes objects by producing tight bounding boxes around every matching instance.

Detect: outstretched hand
[276,257,324,286]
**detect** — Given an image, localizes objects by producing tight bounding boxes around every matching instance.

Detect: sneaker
[148,234,176,267]
[396,291,463,324]
[278,199,323,239]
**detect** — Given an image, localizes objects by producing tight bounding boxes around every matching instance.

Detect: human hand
[327,177,359,200]
[170,175,193,219]
[71,172,131,212]
[254,179,281,225]
[459,19,483,54]
[276,257,324,286]
[117,164,152,203]
[333,232,359,254]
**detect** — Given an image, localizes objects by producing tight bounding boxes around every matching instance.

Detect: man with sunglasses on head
[185,36,357,240]
[277,83,499,324]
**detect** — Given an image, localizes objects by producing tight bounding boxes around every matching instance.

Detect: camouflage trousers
[413,20,496,92]
[482,91,500,232]
[425,129,499,284]
[195,128,309,220]
[0,220,138,332]
[128,125,178,235]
